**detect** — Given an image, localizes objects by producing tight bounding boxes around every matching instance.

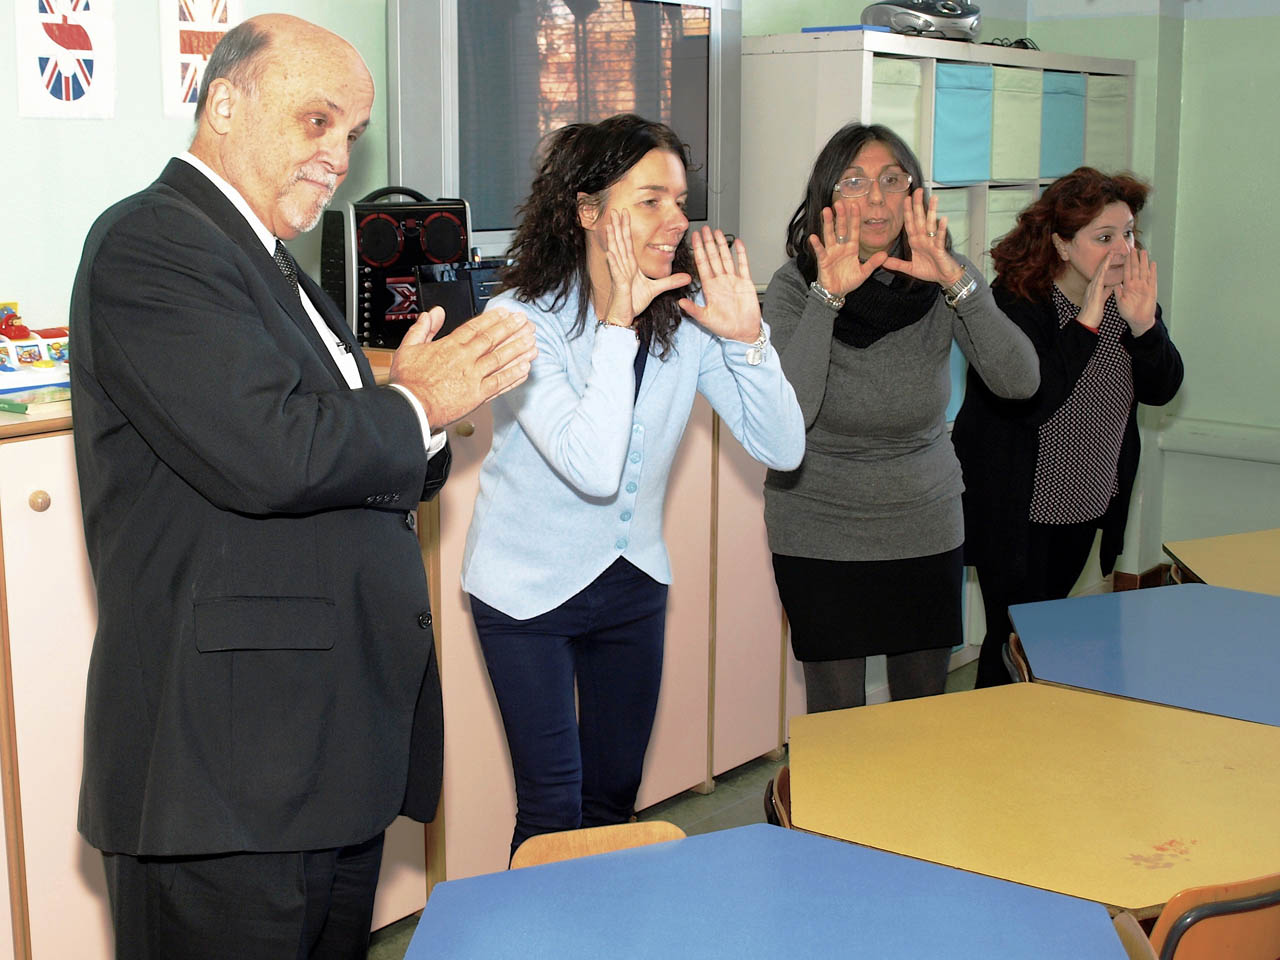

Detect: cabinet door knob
[453,421,475,438]
[28,490,51,512]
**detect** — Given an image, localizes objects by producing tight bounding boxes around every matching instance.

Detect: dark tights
[973,520,1099,688]
[802,646,952,713]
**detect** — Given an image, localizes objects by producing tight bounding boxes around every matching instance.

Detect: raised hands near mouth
[1115,248,1157,336]
[808,197,887,298]
[600,209,693,327]
[881,188,965,288]
[679,226,762,343]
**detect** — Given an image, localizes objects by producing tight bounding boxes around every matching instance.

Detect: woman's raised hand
[1076,254,1114,332]
[808,197,886,297]
[882,189,965,287]
[1115,248,1157,336]
[601,209,692,326]
[679,226,762,343]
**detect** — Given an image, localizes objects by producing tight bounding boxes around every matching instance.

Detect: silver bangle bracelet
[808,279,846,310]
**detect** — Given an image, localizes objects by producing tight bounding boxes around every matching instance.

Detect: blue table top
[406,823,1126,959]
[1011,584,1280,726]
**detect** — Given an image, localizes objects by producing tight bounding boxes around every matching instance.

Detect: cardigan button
[417,611,433,629]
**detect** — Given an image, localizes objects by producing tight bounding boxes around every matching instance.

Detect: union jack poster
[15,0,117,118]
[161,0,242,119]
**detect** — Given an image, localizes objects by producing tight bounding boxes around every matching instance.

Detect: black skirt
[772,546,963,662]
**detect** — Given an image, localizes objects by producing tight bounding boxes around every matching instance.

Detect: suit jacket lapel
[156,158,353,388]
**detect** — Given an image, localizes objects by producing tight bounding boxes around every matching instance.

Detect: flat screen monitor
[388,0,740,258]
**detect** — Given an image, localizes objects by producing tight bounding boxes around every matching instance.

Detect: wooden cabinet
[0,429,111,959]
[711,427,786,775]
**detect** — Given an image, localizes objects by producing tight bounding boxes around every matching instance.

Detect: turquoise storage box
[984,186,1036,281]
[1085,74,1129,172]
[872,57,924,160]
[991,67,1042,180]
[1040,71,1085,177]
[932,63,993,183]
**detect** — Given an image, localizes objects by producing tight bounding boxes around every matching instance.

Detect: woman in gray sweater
[764,123,1040,713]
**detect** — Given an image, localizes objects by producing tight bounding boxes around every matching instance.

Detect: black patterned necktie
[273,239,300,298]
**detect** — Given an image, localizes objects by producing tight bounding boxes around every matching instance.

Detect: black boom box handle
[359,185,431,203]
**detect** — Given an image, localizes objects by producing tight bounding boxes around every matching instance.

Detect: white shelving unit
[740,31,1136,281]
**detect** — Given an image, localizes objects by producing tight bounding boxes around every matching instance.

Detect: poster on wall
[14,0,117,119]
[160,0,243,120]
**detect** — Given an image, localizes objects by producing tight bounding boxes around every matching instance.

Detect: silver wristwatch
[808,279,846,310]
[943,268,979,308]
[745,327,769,366]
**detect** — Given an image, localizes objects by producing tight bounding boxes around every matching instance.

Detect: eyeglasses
[833,172,913,198]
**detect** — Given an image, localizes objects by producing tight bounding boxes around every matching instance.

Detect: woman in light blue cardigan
[461,115,804,856]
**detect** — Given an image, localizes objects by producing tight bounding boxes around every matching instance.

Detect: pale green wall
[2,2,389,329]
[1167,16,1278,428]
[1155,15,1280,540]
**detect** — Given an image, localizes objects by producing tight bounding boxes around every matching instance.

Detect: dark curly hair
[991,166,1150,302]
[499,114,698,358]
[784,123,945,292]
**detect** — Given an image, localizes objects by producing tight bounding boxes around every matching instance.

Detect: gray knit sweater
[763,256,1039,562]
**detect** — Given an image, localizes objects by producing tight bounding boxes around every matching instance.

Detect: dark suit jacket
[71,158,448,856]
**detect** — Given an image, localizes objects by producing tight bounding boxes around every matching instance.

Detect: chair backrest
[1113,911,1158,960]
[509,820,686,870]
[770,764,792,829]
[1149,872,1280,960]
[1005,631,1033,683]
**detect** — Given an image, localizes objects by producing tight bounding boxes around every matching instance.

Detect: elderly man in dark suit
[69,13,534,959]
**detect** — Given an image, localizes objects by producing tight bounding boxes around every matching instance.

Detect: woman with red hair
[952,167,1183,688]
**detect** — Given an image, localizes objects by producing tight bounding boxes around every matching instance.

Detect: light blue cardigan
[461,286,805,620]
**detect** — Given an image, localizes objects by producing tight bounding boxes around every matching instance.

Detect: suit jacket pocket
[193,596,337,652]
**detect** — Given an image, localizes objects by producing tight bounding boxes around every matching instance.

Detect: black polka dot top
[1028,285,1134,524]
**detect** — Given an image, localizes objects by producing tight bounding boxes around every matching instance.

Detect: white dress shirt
[177,152,444,457]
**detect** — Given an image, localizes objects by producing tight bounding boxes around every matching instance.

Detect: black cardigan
[951,283,1183,576]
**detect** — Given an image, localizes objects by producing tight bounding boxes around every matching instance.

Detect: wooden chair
[509,820,686,870]
[1113,912,1158,960]
[1147,872,1280,960]
[762,764,791,829]
[1003,631,1033,683]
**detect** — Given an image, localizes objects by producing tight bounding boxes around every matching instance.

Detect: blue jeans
[470,558,667,858]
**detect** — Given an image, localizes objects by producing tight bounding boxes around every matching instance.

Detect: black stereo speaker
[320,187,471,348]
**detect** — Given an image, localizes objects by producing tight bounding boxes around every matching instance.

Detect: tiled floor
[367,658,980,958]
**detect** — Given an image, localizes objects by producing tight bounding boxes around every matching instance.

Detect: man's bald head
[190,14,374,239]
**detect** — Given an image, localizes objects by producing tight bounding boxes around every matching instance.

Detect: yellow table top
[1163,528,1280,596]
[790,684,1280,916]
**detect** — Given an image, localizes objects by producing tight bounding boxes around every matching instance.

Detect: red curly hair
[991,167,1150,301]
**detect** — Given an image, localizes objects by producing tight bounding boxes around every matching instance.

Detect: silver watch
[745,327,769,366]
[943,268,979,307]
